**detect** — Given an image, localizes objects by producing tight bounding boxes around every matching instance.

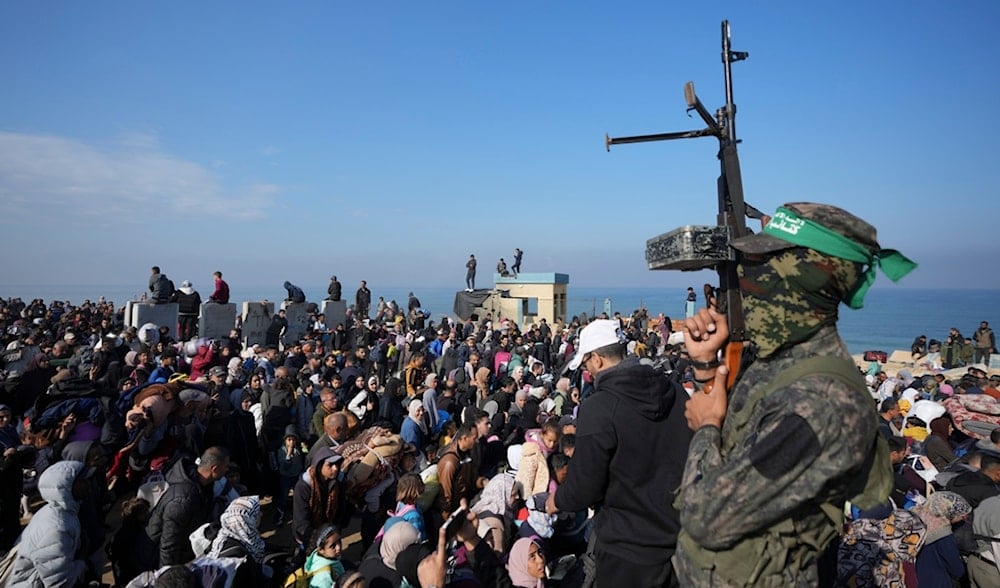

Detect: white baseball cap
[567,319,625,370]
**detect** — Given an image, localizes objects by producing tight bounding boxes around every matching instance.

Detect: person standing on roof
[466,255,477,292]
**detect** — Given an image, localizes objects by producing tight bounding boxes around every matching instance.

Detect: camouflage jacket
[674,326,878,587]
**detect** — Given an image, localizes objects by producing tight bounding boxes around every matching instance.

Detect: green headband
[762,207,917,309]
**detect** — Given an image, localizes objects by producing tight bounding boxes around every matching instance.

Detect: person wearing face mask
[673,203,917,587]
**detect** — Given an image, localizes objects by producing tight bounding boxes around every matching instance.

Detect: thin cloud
[0,131,281,222]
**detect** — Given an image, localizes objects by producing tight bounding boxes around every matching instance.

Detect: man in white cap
[545,319,692,587]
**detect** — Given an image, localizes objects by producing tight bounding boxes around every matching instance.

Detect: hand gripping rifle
[605,20,764,387]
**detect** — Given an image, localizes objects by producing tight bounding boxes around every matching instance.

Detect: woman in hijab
[348,376,380,430]
[207,495,269,588]
[566,386,581,417]
[473,472,522,554]
[246,371,266,400]
[357,518,420,588]
[422,373,442,435]
[345,375,367,410]
[507,537,547,587]
[925,416,957,471]
[380,376,407,432]
[400,399,427,453]
[225,388,263,494]
[226,356,244,388]
[381,522,419,571]
[122,349,152,389]
[474,366,492,408]
[913,491,971,587]
[511,365,525,389]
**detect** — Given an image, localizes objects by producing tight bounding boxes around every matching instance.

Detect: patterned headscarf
[473,472,519,518]
[208,496,265,563]
[912,491,972,545]
[837,509,926,586]
[739,248,862,358]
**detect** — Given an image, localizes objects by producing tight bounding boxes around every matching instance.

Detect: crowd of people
[910,322,996,370]
[0,202,998,588]
[0,286,675,588]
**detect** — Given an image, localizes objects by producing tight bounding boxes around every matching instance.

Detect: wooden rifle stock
[704,283,742,390]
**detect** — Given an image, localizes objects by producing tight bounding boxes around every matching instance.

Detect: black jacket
[946,469,1000,508]
[554,357,692,563]
[358,539,403,588]
[215,537,266,588]
[143,458,213,567]
[173,290,202,316]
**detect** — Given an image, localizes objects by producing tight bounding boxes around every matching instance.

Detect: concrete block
[199,303,237,340]
[131,302,178,339]
[281,301,311,345]
[321,300,348,331]
[242,302,275,348]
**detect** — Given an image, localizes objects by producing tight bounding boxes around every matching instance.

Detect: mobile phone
[444,506,468,540]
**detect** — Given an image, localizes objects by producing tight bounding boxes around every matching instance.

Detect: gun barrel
[606,129,716,151]
[722,20,747,143]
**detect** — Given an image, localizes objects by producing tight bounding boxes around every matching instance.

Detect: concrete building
[493,272,569,327]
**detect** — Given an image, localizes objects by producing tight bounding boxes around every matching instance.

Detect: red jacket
[190,345,215,381]
[211,279,230,304]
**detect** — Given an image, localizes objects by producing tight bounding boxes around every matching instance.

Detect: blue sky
[2,1,998,293]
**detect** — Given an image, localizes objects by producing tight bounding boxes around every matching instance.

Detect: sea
[1,284,995,356]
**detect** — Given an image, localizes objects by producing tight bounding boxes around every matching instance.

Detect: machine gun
[606,20,763,386]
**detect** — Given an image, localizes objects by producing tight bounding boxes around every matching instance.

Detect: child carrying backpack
[285,524,344,588]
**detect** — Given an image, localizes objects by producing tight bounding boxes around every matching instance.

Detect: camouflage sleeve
[680,425,723,493]
[679,377,869,550]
